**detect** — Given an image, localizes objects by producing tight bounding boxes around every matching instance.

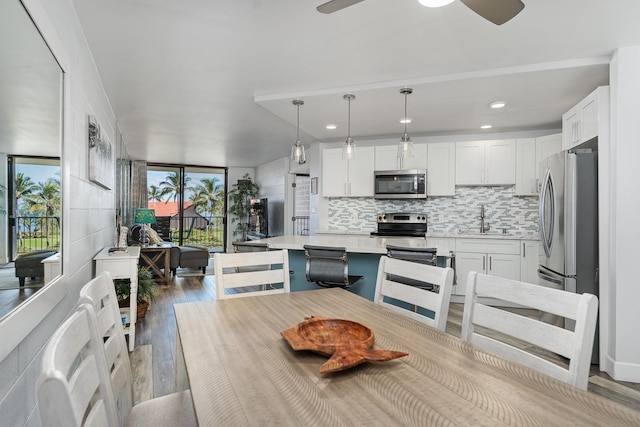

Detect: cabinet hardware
[522,242,525,257]
[482,255,486,271]
[489,256,492,270]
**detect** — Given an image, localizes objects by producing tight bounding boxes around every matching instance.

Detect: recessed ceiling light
[399,118,412,124]
[418,0,455,7]
[489,101,507,109]
[325,124,337,130]
[481,124,493,129]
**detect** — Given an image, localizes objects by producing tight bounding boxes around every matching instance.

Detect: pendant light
[398,87,414,162]
[342,94,356,160]
[290,99,306,164]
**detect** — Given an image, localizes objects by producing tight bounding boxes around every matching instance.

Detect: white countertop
[315,229,539,241]
[426,231,540,241]
[255,234,439,255]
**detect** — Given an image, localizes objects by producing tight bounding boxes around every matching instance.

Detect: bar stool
[385,244,438,291]
[303,245,363,288]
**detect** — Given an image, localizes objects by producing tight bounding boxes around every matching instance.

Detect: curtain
[130,160,147,223]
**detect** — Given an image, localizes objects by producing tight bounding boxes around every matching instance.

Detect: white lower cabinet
[453,239,521,295]
[520,240,540,284]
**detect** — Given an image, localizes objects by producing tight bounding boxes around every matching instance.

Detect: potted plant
[115,267,155,318]
[228,173,260,241]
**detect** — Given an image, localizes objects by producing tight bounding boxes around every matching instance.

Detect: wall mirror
[0,0,63,319]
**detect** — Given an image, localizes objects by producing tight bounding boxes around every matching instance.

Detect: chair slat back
[37,305,117,427]
[214,249,290,299]
[374,256,454,331]
[79,271,134,425]
[232,241,270,272]
[461,272,598,390]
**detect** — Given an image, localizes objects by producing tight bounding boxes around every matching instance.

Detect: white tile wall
[0,0,118,425]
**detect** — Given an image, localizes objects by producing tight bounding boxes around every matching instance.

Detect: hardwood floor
[0,264,43,318]
[133,273,640,413]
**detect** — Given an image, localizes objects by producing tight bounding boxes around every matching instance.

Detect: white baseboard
[604,354,640,383]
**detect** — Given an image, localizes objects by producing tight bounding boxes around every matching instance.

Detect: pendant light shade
[398,88,414,161]
[290,99,306,164]
[342,94,356,160]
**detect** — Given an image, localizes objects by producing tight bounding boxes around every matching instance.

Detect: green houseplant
[115,267,155,318]
[228,173,260,241]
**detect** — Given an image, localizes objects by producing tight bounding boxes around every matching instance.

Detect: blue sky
[17,164,60,185]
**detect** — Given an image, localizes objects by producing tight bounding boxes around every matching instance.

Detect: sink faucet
[480,204,490,234]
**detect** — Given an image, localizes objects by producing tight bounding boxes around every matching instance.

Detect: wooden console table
[94,246,140,352]
[140,244,172,283]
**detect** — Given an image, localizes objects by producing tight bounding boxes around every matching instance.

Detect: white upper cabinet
[562,86,609,150]
[427,142,455,196]
[515,138,537,196]
[322,146,375,197]
[515,133,562,196]
[374,143,427,171]
[374,145,398,171]
[456,139,515,185]
[401,143,427,170]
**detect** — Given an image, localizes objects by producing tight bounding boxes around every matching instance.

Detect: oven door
[374,170,426,199]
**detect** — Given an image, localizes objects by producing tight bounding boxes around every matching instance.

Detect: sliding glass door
[147,164,226,252]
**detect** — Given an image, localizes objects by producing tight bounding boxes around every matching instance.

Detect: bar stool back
[303,245,363,288]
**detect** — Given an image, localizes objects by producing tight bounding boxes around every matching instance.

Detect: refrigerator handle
[537,268,563,286]
[565,152,577,276]
[539,168,554,258]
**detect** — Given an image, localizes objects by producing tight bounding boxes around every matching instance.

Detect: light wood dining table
[173,288,640,426]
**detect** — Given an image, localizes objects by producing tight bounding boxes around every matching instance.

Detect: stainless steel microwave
[374,169,427,199]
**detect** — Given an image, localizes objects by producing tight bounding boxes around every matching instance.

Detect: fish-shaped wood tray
[281,317,408,374]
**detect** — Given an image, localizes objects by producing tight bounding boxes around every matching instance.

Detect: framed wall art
[88,115,114,190]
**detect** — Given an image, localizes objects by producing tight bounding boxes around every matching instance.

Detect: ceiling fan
[316,0,525,26]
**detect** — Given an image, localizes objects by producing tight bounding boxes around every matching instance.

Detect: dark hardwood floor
[133,272,640,413]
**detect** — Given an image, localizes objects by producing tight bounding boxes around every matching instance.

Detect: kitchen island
[255,234,446,300]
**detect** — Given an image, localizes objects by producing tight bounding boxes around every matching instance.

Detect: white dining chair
[374,256,454,331]
[78,272,197,426]
[461,271,598,390]
[214,249,290,299]
[37,303,117,427]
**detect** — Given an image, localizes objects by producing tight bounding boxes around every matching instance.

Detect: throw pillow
[147,227,163,245]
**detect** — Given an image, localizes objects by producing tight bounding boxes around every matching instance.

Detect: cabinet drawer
[455,238,520,255]
[97,259,136,279]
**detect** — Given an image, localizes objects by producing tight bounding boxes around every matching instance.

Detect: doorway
[7,156,61,261]
[146,164,227,252]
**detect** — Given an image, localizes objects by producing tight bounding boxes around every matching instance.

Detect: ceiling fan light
[418,0,455,8]
[326,124,337,130]
[399,118,412,124]
[489,101,507,109]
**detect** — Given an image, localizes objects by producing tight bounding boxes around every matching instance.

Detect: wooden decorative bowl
[281,317,408,374]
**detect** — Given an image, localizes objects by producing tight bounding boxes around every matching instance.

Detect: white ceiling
[70,0,640,167]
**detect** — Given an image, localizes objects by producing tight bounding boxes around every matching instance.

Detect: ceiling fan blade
[460,0,525,25]
[317,0,366,14]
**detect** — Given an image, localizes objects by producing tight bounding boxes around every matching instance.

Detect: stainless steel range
[370,212,427,238]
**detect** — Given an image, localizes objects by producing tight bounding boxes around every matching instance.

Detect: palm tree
[24,179,61,248]
[15,172,37,203]
[148,185,163,202]
[158,171,191,203]
[191,177,224,217]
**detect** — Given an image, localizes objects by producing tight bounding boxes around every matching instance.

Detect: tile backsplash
[327,186,539,235]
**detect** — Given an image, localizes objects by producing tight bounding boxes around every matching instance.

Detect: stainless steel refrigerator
[538,150,599,363]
